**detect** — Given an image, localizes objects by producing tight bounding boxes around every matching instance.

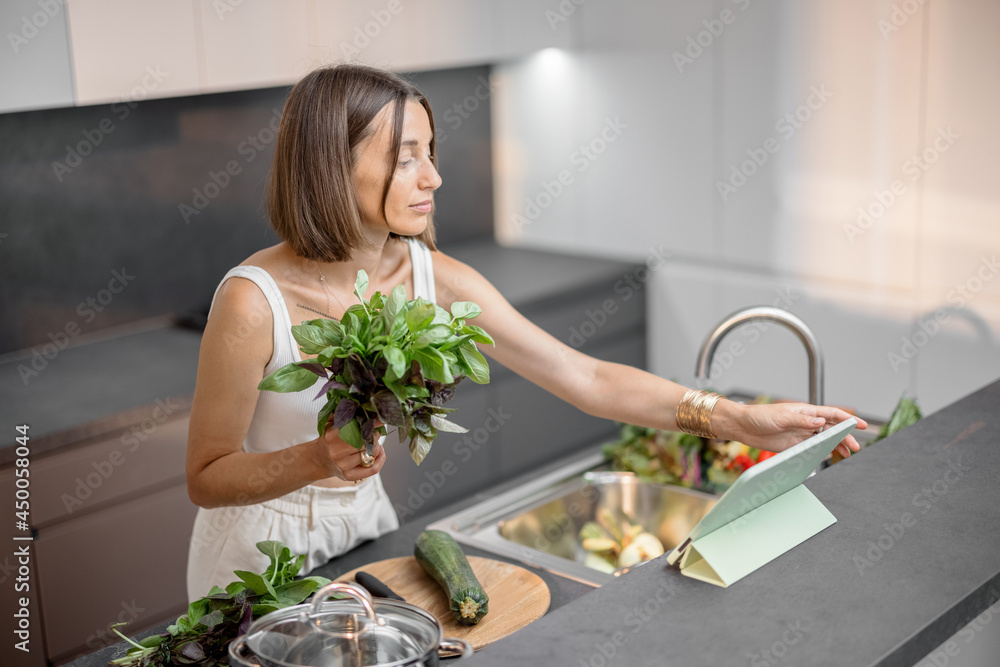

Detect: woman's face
[354,99,441,236]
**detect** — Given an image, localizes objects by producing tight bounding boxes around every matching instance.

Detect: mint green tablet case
[666,418,857,588]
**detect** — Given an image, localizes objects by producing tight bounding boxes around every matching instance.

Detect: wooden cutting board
[336,556,550,651]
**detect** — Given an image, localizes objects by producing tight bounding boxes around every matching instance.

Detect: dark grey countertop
[65,445,601,667]
[462,378,1000,667]
[0,239,640,465]
[67,378,1000,667]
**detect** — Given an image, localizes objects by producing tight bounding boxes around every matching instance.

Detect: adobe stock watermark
[673,0,752,73]
[844,126,958,244]
[189,443,301,555]
[706,287,799,381]
[17,268,136,385]
[339,0,409,58]
[852,456,970,574]
[578,578,680,667]
[749,619,810,667]
[437,75,499,144]
[716,84,833,202]
[568,245,672,349]
[178,107,282,224]
[211,0,246,20]
[51,66,169,182]
[510,116,628,232]
[887,254,998,373]
[7,0,64,54]
[60,398,183,515]
[393,406,512,520]
[917,592,1000,667]
[545,0,588,31]
[878,0,927,41]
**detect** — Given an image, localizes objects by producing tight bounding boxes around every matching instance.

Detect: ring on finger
[359,449,375,468]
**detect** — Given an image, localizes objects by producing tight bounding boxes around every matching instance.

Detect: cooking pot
[229,582,473,667]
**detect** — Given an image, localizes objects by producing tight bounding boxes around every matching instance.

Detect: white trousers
[186,474,399,602]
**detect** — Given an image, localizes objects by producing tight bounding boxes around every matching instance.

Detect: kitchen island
[70,378,1000,667]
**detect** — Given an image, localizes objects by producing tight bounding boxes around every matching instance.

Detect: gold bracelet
[676,389,724,439]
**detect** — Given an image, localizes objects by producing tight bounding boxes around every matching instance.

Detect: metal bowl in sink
[498,471,715,571]
[426,451,718,586]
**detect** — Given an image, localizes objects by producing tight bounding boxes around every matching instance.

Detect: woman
[184,64,865,601]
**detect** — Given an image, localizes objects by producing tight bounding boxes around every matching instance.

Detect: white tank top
[207,238,437,455]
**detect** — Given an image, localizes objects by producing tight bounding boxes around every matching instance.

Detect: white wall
[491,0,1000,419]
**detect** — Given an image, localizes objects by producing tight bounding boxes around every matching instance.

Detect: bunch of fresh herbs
[258,270,493,464]
[109,541,331,667]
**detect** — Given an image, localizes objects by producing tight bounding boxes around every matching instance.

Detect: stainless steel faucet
[693,306,824,406]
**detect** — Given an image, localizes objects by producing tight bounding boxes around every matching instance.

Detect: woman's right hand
[316,424,387,482]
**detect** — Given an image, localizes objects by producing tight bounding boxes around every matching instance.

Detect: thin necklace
[296,259,380,320]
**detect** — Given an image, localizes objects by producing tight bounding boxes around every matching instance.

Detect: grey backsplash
[0,65,494,355]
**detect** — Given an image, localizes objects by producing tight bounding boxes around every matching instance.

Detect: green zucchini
[414,530,489,625]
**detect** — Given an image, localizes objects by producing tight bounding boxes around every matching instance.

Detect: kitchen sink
[427,392,883,587]
[426,449,718,587]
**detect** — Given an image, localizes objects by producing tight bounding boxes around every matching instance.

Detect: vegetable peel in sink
[579,508,665,572]
[257,270,494,465]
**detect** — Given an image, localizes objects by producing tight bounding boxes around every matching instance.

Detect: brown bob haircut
[268,64,438,262]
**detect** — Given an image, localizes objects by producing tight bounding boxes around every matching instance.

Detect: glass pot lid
[236,583,444,667]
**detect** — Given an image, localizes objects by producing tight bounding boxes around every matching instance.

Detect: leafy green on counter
[109,541,331,667]
[875,396,922,442]
[257,270,494,464]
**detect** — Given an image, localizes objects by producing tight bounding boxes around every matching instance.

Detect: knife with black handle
[355,570,405,601]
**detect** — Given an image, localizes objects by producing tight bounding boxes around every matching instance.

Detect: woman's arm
[432,252,865,457]
[185,277,385,509]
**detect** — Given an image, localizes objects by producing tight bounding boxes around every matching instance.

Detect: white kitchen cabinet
[197,0,312,93]
[65,0,201,106]
[0,0,75,113]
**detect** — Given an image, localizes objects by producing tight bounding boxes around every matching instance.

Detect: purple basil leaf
[373,390,405,427]
[298,362,328,378]
[314,378,349,400]
[332,398,357,429]
[238,604,253,635]
[360,414,375,443]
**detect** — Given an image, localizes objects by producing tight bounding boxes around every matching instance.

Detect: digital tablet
[666,417,858,565]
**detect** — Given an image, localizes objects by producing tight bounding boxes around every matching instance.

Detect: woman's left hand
[731,402,867,459]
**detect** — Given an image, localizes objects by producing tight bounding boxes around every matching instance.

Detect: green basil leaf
[292,324,330,354]
[458,343,490,384]
[404,302,435,333]
[314,318,345,345]
[430,414,468,434]
[414,324,453,347]
[225,581,248,597]
[438,333,474,351]
[233,570,276,598]
[186,599,209,625]
[258,362,322,392]
[285,554,306,579]
[450,301,482,319]
[462,324,495,345]
[195,610,224,630]
[383,344,406,377]
[412,348,448,384]
[272,579,321,606]
[431,304,452,326]
[354,269,369,301]
[339,418,365,450]
[382,284,406,329]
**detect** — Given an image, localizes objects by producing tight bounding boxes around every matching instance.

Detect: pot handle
[439,638,474,659]
[308,581,378,627]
